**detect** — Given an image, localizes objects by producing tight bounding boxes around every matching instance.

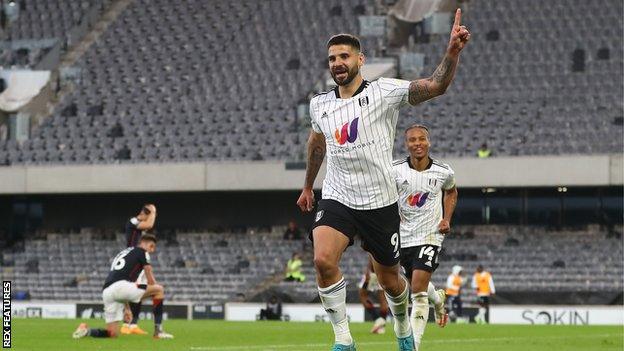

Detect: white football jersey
[393,156,455,247]
[310,78,411,210]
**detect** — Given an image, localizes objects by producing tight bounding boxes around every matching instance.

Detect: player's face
[144,241,156,253]
[405,128,430,160]
[328,44,363,86]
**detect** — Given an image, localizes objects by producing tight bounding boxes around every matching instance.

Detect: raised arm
[297,131,326,212]
[136,204,157,230]
[408,9,470,105]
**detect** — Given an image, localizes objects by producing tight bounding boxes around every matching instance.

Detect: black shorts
[400,245,441,278]
[310,199,401,267]
[478,296,490,306]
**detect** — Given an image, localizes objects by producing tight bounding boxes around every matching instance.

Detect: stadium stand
[0,0,621,165]
[397,0,624,157]
[3,230,302,303]
[280,224,624,302]
[3,225,621,304]
[5,0,111,45]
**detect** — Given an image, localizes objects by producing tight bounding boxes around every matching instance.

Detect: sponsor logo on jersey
[334,117,359,145]
[321,111,328,118]
[407,192,429,207]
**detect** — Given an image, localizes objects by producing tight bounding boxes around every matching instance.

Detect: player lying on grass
[393,125,458,350]
[72,234,173,339]
[358,257,389,334]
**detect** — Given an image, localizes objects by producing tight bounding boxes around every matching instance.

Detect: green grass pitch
[10,319,624,351]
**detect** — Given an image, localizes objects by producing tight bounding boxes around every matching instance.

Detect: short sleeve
[392,164,402,186]
[309,99,322,133]
[442,167,456,190]
[139,251,151,266]
[391,159,407,187]
[378,77,411,110]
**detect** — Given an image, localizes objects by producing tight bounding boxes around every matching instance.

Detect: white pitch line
[189,333,621,351]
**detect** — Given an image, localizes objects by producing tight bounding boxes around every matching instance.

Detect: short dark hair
[141,204,152,215]
[140,233,157,244]
[405,124,430,135]
[326,33,361,51]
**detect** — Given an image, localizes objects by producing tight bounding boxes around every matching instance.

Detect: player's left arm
[489,274,496,295]
[438,186,458,234]
[408,9,470,106]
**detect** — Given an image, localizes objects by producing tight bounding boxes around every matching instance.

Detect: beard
[331,64,359,86]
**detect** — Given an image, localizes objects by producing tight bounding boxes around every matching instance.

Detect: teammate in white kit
[393,125,458,350]
[297,9,469,351]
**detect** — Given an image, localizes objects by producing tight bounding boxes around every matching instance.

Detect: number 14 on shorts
[418,246,439,267]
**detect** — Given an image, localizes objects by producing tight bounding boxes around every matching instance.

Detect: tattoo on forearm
[432,56,454,84]
[408,80,432,105]
[304,141,325,188]
[408,55,458,105]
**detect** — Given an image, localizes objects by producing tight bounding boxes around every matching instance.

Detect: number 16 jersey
[103,247,151,289]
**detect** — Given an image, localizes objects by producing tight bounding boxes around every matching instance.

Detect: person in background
[477,143,491,158]
[445,265,464,321]
[283,220,302,240]
[472,265,495,324]
[358,258,389,334]
[259,295,282,321]
[284,253,306,282]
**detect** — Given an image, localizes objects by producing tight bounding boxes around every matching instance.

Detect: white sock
[478,307,487,320]
[318,277,352,345]
[385,276,412,338]
[427,282,440,305]
[411,292,429,350]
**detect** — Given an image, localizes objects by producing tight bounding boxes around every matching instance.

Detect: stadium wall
[14,301,622,325]
[1,186,620,233]
[0,155,622,194]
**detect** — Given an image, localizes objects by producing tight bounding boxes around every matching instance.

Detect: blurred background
[0,0,622,325]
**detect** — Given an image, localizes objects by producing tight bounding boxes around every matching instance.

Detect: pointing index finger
[453,8,461,28]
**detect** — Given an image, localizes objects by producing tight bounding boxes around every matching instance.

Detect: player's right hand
[296,188,315,212]
[123,308,133,323]
[447,8,470,57]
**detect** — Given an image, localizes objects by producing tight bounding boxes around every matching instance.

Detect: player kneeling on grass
[393,125,458,350]
[72,234,173,340]
[122,203,157,336]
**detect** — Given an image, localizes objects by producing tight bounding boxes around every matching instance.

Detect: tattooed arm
[297,131,326,212]
[408,9,470,106]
